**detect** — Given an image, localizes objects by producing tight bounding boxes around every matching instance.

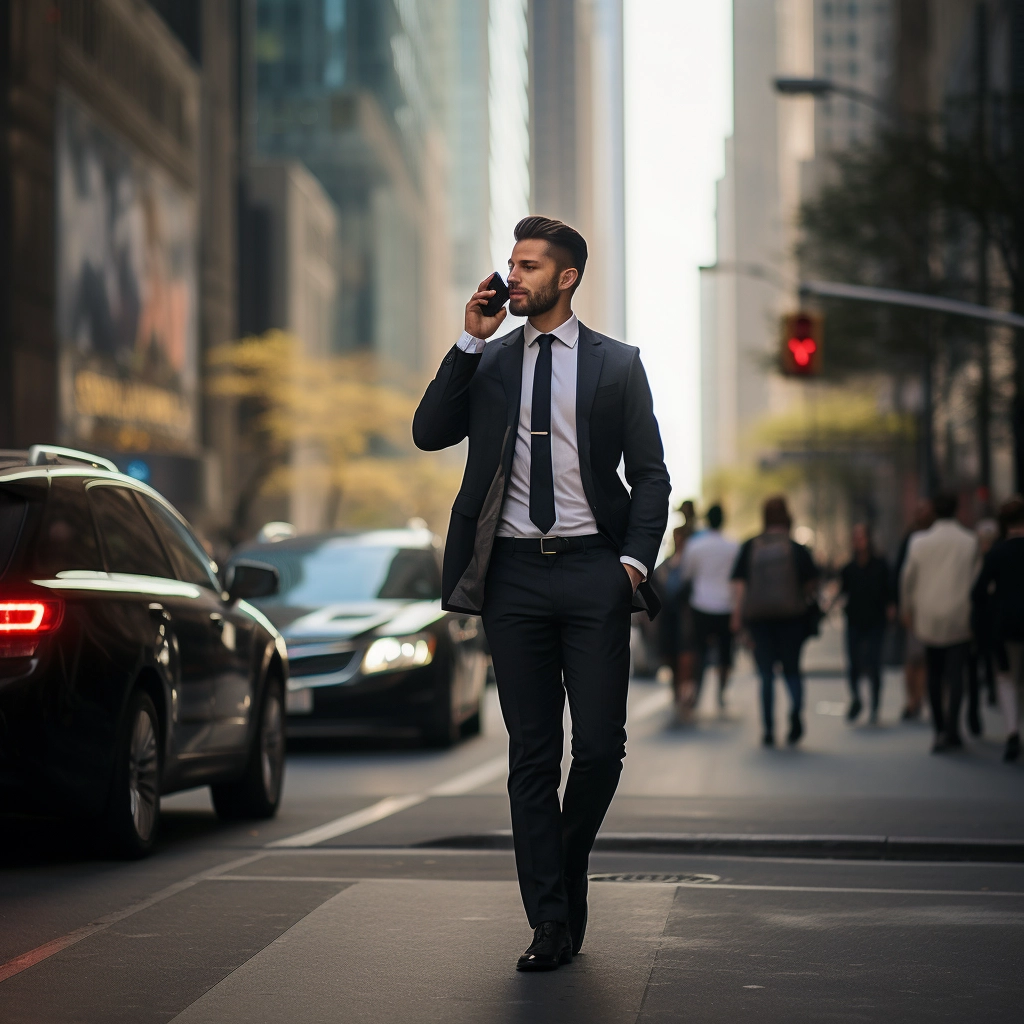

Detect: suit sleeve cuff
[620,555,648,581]
[457,331,487,354]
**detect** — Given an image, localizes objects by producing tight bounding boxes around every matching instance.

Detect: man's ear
[559,267,579,292]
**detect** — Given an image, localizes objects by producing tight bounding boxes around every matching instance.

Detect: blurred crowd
[645,492,1024,762]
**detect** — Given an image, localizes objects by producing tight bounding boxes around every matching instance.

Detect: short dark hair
[707,504,724,529]
[999,496,1024,531]
[763,495,791,529]
[514,215,588,290]
[932,491,958,519]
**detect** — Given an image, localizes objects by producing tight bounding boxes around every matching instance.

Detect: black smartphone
[480,272,510,317]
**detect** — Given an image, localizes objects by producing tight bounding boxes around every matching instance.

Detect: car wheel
[105,689,161,859]
[211,676,286,820]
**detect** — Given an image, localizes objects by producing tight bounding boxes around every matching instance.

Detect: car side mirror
[227,560,279,602]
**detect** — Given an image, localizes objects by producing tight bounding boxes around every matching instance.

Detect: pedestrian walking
[967,516,1001,733]
[652,522,693,716]
[834,524,893,725]
[900,492,981,753]
[683,503,739,710]
[971,497,1024,762]
[413,216,670,971]
[730,495,819,747]
[893,499,935,720]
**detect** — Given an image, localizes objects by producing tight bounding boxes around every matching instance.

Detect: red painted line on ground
[0,923,101,983]
[0,851,266,984]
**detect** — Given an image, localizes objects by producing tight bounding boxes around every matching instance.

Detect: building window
[848,60,858,77]
[824,32,833,47]
[823,1,834,18]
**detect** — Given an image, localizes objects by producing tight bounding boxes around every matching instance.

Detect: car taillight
[0,601,63,657]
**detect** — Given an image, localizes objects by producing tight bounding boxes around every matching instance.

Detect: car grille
[289,650,357,678]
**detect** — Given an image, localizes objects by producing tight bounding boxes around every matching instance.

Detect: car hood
[260,599,447,645]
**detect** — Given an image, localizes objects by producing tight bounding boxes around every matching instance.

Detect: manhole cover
[588,873,720,884]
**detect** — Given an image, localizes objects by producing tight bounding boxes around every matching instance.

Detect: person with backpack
[730,495,819,746]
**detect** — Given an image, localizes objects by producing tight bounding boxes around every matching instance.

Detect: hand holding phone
[480,272,509,316]
[465,272,509,339]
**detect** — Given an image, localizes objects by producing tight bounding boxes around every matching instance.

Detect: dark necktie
[529,334,556,534]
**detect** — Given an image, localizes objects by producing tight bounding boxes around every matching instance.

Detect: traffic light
[779,311,823,376]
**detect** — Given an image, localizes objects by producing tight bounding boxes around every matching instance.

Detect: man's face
[507,239,575,317]
[851,524,868,555]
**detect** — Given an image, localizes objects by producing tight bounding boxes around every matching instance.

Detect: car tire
[211,676,286,820]
[105,688,161,859]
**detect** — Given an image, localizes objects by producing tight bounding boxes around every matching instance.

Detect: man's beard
[509,275,560,317]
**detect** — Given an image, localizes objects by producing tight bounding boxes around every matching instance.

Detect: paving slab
[638,883,1024,1023]
[170,879,678,1024]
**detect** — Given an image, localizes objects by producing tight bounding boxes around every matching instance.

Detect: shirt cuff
[620,555,648,581]
[457,331,487,354]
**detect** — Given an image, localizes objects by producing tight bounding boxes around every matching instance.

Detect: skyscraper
[528,0,626,338]
[252,0,486,371]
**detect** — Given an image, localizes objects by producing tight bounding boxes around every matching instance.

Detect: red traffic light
[780,311,823,376]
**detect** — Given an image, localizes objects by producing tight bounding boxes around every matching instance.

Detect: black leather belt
[493,534,612,555]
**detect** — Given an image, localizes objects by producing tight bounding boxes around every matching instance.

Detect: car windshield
[239,541,441,606]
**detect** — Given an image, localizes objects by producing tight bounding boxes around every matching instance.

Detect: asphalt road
[3,630,1023,1023]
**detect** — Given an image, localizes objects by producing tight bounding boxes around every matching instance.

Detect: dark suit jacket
[413,322,671,619]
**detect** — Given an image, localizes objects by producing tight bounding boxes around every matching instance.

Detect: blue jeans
[749,618,806,733]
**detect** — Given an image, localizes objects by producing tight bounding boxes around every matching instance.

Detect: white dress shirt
[456,314,647,579]
[681,529,739,614]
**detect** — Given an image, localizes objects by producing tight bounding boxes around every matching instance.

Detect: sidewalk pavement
[334,618,1023,856]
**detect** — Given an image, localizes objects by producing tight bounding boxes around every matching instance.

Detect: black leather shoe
[566,876,588,955]
[517,921,572,972]
[1005,733,1021,763]
[846,697,862,722]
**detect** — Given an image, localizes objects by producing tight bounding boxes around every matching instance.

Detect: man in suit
[414,216,670,971]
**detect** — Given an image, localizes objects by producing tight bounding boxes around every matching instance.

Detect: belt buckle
[540,537,558,555]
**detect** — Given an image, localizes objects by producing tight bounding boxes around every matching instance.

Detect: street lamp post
[772,76,891,118]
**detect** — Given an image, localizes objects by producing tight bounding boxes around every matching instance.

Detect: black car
[229,528,488,746]
[0,446,287,856]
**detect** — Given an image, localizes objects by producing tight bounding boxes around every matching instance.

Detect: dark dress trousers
[413,323,670,925]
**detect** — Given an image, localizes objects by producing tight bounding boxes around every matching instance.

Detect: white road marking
[267,794,427,849]
[430,754,508,795]
[270,687,673,850]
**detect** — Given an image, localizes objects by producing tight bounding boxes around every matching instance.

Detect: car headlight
[361,633,436,675]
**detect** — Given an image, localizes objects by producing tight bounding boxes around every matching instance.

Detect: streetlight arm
[800,279,1024,330]
[772,77,891,118]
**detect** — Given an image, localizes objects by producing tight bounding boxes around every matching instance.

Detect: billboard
[56,92,198,454]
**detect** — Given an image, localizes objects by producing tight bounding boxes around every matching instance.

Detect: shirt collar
[524,313,579,348]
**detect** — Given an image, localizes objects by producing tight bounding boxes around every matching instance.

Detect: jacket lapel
[575,322,603,505]
[498,327,525,471]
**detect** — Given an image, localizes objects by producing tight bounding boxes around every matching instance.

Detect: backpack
[743,533,806,622]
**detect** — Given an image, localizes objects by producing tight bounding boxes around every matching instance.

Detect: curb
[417,831,1024,863]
